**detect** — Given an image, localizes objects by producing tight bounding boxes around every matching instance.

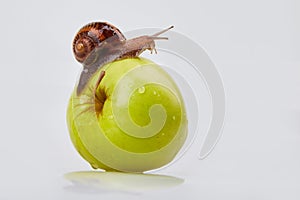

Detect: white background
[0,0,299,199]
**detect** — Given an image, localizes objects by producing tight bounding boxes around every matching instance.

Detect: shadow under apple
[64,171,184,194]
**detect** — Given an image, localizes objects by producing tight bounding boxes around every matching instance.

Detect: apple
[67,57,188,172]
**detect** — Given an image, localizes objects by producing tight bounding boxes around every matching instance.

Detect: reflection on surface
[64,171,184,194]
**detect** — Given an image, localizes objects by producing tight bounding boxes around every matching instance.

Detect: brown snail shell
[72,22,125,63]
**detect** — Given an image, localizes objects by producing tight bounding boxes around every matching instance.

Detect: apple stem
[94,70,105,92]
[92,70,107,116]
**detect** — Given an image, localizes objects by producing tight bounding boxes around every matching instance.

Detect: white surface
[0,0,299,199]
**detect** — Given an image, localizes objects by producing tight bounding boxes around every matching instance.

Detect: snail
[72,22,174,95]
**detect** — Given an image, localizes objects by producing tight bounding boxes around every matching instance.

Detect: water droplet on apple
[172,116,176,120]
[162,133,165,136]
[138,86,145,94]
[153,91,157,95]
[108,115,114,119]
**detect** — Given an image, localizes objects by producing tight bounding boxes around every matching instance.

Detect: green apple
[67,57,188,172]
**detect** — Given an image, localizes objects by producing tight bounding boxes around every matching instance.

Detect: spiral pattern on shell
[72,22,126,63]
[67,58,188,172]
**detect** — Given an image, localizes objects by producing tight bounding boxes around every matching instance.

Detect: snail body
[72,22,173,95]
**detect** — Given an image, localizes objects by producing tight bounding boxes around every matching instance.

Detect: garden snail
[72,22,174,95]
